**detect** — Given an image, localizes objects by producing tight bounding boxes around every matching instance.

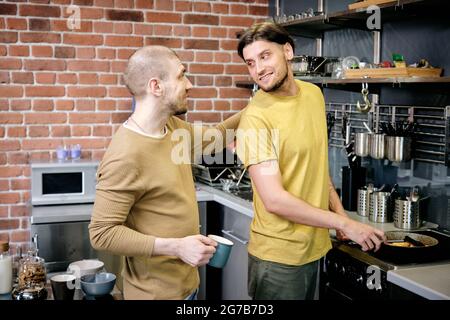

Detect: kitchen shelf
[277,0,447,38]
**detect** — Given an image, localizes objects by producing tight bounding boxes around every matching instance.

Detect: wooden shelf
[276,0,447,38]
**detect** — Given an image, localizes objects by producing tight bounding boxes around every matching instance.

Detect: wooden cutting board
[348,0,397,10]
[344,67,442,79]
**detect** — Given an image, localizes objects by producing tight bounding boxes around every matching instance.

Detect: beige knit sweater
[89,114,240,299]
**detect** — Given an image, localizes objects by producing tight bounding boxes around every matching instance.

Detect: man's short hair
[124,45,178,97]
[237,21,295,60]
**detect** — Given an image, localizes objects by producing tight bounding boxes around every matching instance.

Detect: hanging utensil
[356,83,372,113]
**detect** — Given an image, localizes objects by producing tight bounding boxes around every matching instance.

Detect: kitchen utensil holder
[355,132,371,157]
[369,191,392,223]
[386,136,412,162]
[394,199,421,229]
[357,187,372,217]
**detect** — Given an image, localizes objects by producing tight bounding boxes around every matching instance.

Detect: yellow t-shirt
[236,80,332,266]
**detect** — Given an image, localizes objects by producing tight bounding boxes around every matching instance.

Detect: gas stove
[320,228,450,300]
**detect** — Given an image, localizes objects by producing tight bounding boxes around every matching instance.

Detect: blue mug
[207,235,234,268]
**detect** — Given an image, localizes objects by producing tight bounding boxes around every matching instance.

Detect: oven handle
[221,229,248,245]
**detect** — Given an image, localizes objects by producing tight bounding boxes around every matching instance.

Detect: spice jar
[12,247,47,300]
[0,241,13,294]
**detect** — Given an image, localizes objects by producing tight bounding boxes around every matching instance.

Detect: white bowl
[68,259,104,278]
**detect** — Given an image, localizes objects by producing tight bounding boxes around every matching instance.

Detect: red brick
[0,129,4,138]
[146,12,181,23]
[29,126,49,137]
[55,100,74,110]
[52,20,93,33]
[95,0,114,6]
[134,24,153,35]
[0,113,22,124]
[68,86,106,97]
[25,86,65,97]
[35,73,55,84]
[214,100,231,111]
[190,63,224,74]
[51,126,70,137]
[175,50,194,62]
[55,46,75,58]
[79,7,104,20]
[67,60,110,72]
[12,72,33,84]
[175,1,191,11]
[153,25,172,36]
[215,76,233,86]
[29,18,50,31]
[79,73,98,84]
[220,39,239,51]
[0,232,10,241]
[25,113,66,124]
[97,48,116,59]
[75,99,95,111]
[7,127,26,138]
[7,18,27,30]
[212,3,229,14]
[21,218,29,229]
[195,76,213,86]
[117,100,132,111]
[0,3,17,15]
[111,61,127,73]
[72,126,91,136]
[225,64,248,74]
[211,27,229,38]
[184,39,219,50]
[112,0,133,8]
[93,126,112,136]
[57,73,77,84]
[249,5,268,16]
[154,0,173,10]
[136,0,153,9]
[0,58,21,70]
[20,4,60,17]
[99,74,117,85]
[114,22,132,34]
[21,32,60,43]
[9,45,29,56]
[29,151,50,162]
[111,112,131,123]
[215,52,232,63]
[0,72,9,84]
[69,113,110,124]
[24,59,65,71]
[192,27,209,38]
[232,99,249,110]
[106,10,143,22]
[196,100,213,110]
[230,4,247,15]
[33,99,54,111]
[64,138,106,149]
[0,141,20,152]
[0,218,20,229]
[0,32,18,43]
[11,179,30,191]
[22,138,62,150]
[8,153,29,165]
[117,49,134,60]
[173,26,190,37]
[64,34,103,45]
[195,51,213,63]
[108,86,131,97]
[188,88,217,99]
[220,88,251,99]
[184,14,218,26]
[0,166,22,177]
[0,46,5,56]
[0,180,8,192]
[221,16,255,27]
[105,35,143,47]
[22,191,30,203]
[193,2,211,13]
[32,45,53,57]
[10,230,30,242]
[98,99,116,110]
[93,21,114,33]
[145,37,181,48]
[76,47,96,59]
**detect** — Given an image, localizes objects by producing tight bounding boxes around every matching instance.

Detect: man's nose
[256,60,265,75]
[186,77,193,90]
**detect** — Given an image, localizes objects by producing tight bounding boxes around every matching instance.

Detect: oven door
[321,281,354,301]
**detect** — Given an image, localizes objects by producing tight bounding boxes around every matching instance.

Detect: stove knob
[356,275,363,284]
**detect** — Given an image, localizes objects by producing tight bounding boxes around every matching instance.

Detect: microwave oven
[31,160,99,206]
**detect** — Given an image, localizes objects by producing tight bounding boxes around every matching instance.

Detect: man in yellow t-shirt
[236,22,385,300]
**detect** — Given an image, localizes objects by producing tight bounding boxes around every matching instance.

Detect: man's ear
[147,78,163,97]
[283,43,294,61]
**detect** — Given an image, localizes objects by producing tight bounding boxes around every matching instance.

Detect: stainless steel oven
[30,160,102,273]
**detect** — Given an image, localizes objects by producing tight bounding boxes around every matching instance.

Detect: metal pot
[370,133,386,159]
[355,132,370,157]
[386,136,412,162]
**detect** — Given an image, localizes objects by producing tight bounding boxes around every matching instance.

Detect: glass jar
[0,241,13,294]
[12,247,47,300]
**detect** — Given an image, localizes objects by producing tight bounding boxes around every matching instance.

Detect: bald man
[89,46,242,300]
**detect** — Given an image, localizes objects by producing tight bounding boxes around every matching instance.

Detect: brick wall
[0,0,268,245]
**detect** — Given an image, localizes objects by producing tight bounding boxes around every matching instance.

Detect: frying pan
[383,231,438,248]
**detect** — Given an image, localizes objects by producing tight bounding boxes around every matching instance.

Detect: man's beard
[260,65,289,93]
[174,108,187,116]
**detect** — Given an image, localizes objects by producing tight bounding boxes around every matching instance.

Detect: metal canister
[355,132,370,157]
[370,133,386,159]
[386,136,412,162]
[357,186,374,217]
[369,191,392,223]
[394,199,421,229]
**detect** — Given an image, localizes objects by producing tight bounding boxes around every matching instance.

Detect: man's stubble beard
[260,62,290,93]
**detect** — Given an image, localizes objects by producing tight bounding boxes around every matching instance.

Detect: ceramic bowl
[68,259,104,278]
[80,272,116,297]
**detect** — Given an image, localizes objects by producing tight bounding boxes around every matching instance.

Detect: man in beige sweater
[89,46,241,299]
